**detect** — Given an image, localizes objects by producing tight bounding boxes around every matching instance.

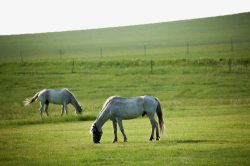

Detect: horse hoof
[113,140,117,143]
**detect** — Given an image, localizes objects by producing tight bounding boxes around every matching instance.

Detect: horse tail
[154,97,165,135]
[24,92,39,106]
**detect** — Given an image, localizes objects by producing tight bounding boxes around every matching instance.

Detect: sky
[0,0,250,35]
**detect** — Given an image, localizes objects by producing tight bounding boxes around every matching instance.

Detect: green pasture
[1,108,250,165]
[0,13,250,165]
[0,12,250,61]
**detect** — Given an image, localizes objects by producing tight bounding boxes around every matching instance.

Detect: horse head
[76,105,83,115]
[90,123,103,144]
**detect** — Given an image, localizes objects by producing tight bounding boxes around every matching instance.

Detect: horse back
[38,89,70,104]
[109,96,145,119]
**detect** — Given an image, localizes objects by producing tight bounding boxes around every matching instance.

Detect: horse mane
[96,96,119,120]
[63,88,73,98]
[64,88,81,107]
[63,88,71,94]
[101,96,119,110]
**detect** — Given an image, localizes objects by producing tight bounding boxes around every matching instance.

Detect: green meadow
[0,13,250,165]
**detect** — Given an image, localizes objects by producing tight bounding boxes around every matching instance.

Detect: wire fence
[1,38,250,61]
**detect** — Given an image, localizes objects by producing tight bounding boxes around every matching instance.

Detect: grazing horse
[24,88,83,117]
[90,96,165,143]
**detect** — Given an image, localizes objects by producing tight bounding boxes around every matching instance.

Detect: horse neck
[70,94,80,109]
[95,104,111,130]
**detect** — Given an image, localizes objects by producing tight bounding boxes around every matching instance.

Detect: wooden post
[150,60,153,73]
[20,50,23,63]
[59,49,62,59]
[72,59,75,73]
[228,58,232,72]
[144,45,146,56]
[59,49,64,59]
[231,40,234,52]
[100,48,103,57]
[187,41,189,54]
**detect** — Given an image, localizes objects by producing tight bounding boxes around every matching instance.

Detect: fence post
[20,50,23,63]
[59,49,62,59]
[187,41,189,54]
[228,58,232,72]
[72,59,75,73]
[150,60,153,73]
[230,40,234,52]
[59,49,64,59]
[144,45,147,56]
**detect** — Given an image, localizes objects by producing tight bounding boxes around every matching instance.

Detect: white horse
[24,88,83,117]
[90,96,164,143]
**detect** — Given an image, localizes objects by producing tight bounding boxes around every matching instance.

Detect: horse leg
[117,118,127,142]
[40,103,45,118]
[148,116,157,141]
[156,123,160,141]
[61,105,64,117]
[152,118,160,140]
[45,103,49,117]
[64,104,68,115]
[112,119,118,143]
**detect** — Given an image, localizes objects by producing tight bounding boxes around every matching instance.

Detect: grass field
[0,12,250,61]
[0,13,250,165]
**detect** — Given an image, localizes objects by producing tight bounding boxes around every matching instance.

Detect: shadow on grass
[176,139,209,144]
[161,139,228,145]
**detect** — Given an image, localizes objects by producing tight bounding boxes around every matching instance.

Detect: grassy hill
[0,13,250,165]
[0,12,250,60]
